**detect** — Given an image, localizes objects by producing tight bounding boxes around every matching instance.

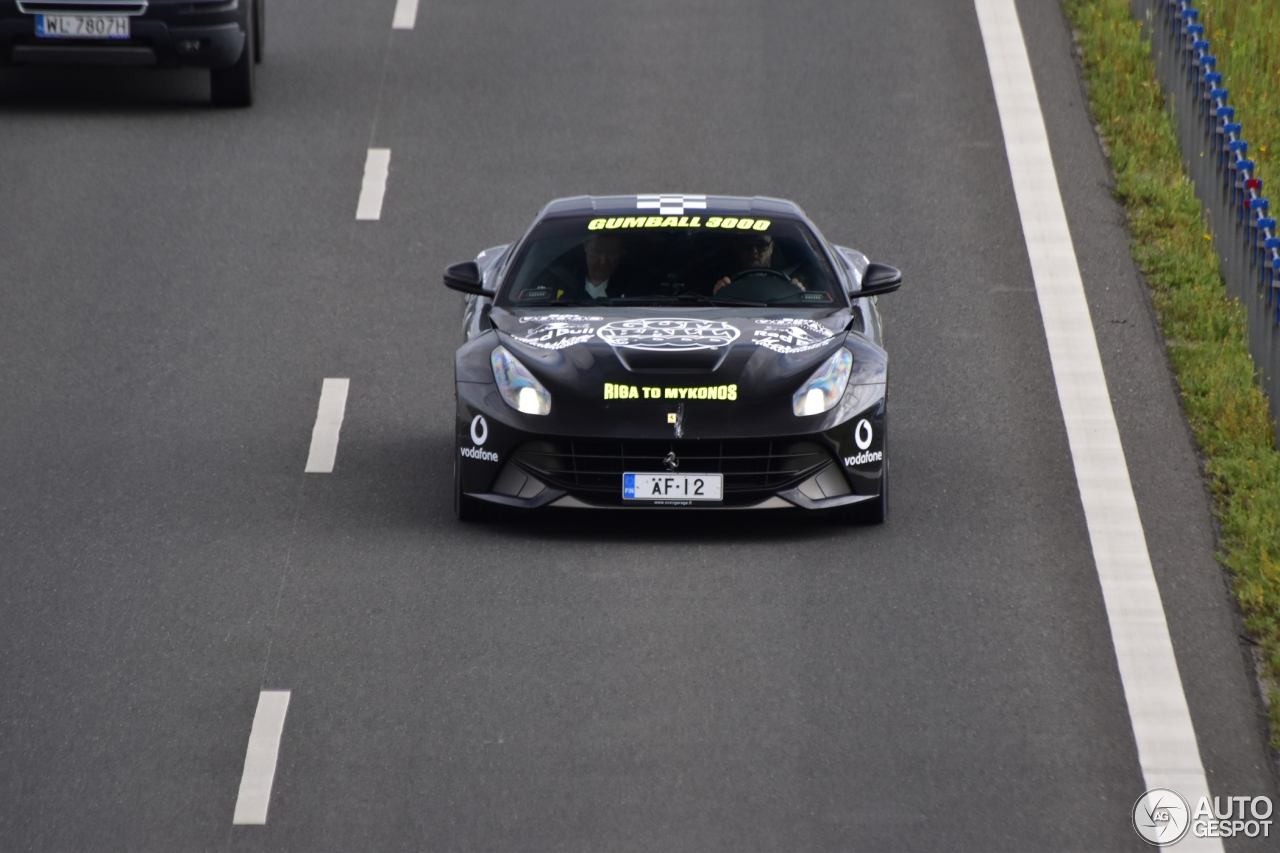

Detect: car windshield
[496,213,845,308]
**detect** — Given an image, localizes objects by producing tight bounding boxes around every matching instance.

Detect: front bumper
[0,1,246,68]
[456,382,887,511]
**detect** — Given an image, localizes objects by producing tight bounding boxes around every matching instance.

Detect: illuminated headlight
[792,348,852,417]
[491,345,551,415]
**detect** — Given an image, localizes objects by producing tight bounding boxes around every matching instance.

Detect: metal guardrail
[1134,0,1280,445]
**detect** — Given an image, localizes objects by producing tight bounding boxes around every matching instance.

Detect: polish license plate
[623,473,723,502]
[35,14,130,39]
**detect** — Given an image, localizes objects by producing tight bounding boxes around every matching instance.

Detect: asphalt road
[1,0,1277,850]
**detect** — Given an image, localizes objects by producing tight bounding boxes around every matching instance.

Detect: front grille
[18,1,148,13]
[512,438,834,502]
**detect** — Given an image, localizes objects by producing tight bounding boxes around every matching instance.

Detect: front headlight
[491,345,552,415]
[792,348,853,416]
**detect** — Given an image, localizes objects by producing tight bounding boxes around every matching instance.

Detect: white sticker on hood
[752,318,835,354]
[596,318,740,351]
[513,315,604,350]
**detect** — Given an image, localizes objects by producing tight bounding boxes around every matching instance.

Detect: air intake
[18,1,148,14]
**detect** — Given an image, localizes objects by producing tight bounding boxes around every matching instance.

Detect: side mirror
[443,261,489,296]
[858,262,902,297]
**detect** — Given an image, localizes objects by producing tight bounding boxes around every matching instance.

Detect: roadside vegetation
[1063,0,1280,745]
[1197,0,1280,188]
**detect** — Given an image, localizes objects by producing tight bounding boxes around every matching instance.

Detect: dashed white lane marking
[356,148,392,221]
[304,378,350,474]
[232,691,291,825]
[974,1,1221,845]
[392,0,419,30]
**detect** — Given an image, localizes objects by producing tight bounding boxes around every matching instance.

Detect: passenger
[529,234,631,303]
[579,234,627,301]
[712,233,804,295]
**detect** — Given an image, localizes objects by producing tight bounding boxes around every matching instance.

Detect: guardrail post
[1136,0,1280,443]
[1253,214,1274,268]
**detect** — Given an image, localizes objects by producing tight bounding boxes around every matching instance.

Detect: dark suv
[0,0,263,106]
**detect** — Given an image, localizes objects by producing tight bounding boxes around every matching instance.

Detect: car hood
[487,308,862,402]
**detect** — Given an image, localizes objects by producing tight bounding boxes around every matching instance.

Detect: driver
[712,233,804,295]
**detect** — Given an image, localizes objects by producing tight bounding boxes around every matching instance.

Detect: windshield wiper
[609,293,768,308]
[675,292,768,307]
[514,299,590,307]
[607,295,676,304]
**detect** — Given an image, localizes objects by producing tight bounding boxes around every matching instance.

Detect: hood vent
[612,346,729,373]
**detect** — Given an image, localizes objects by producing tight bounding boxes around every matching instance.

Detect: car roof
[538,194,807,220]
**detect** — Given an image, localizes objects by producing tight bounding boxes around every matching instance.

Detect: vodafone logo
[470,415,488,446]
[845,419,880,466]
[461,415,499,462]
[855,419,873,450]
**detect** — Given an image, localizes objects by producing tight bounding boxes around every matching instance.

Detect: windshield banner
[587,216,771,232]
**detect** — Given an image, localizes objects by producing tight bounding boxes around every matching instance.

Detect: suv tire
[210,0,255,107]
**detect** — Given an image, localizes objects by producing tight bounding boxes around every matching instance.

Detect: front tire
[454,451,491,522]
[840,461,886,525]
[861,461,888,524]
[210,0,255,107]
[254,0,265,63]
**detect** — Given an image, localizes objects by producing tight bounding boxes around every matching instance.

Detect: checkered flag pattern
[636,194,708,216]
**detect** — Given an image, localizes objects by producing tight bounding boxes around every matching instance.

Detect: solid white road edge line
[392,0,419,30]
[974,1,1221,847]
[304,378,350,474]
[232,690,291,825]
[356,148,392,221]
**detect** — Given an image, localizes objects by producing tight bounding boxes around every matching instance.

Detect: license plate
[35,14,130,39]
[623,473,723,502]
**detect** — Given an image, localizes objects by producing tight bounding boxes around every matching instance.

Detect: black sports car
[0,0,263,106]
[445,195,901,522]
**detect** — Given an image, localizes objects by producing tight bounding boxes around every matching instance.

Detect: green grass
[1063,0,1280,746]
[1198,0,1280,185]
